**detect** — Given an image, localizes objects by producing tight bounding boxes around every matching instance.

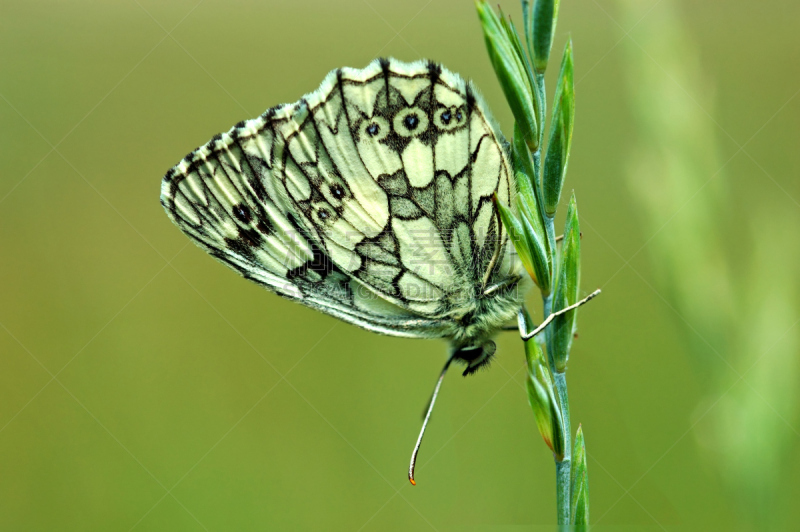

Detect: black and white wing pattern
[161,58,516,339]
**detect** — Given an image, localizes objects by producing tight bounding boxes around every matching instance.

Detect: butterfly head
[452,341,496,376]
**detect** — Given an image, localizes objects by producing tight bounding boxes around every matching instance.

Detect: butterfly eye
[434,107,463,131]
[394,107,429,137]
[359,116,389,142]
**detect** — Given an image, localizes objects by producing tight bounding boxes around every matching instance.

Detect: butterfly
[160,58,532,483]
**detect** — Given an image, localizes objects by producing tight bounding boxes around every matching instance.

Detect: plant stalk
[554,372,571,525]
[543,215,572,525]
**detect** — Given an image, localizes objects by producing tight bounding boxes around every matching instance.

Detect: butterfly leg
[518,288,601,341]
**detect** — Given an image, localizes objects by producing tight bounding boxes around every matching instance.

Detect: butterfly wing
[161,107,448,338]
[161,58,515,338]
[277,59,515,316]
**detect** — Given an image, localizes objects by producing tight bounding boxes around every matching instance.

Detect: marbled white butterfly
[160,58,532,483]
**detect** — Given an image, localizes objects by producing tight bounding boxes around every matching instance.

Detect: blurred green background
[1,0,798,530]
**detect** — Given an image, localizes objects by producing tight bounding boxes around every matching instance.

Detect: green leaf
[570,424,590,525]
[495,196,538,285]
[523,308,565,460]
[499,12,542,134]
[511,126,552,293]
[476,1,539,150]
[531,0,561,73]
[511,123,538,200]
[522,0,533,52]
[518,198,551,294]
[542,39,575,217]
[551,193,580,372]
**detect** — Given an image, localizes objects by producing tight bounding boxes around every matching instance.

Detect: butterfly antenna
[409,355,454,486]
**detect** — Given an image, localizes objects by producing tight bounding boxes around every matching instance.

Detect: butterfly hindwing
[162,113,448,338]
[162,126,307,300]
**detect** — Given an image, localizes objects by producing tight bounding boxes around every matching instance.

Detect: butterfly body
[161,58,529,373]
